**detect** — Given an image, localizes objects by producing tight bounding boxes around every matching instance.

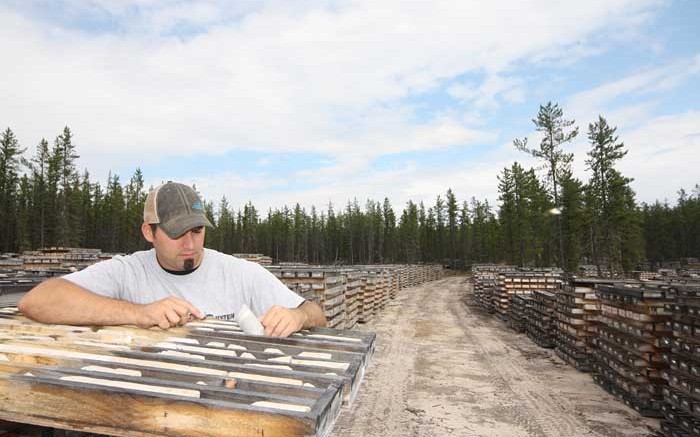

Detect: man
[19,182,326,337]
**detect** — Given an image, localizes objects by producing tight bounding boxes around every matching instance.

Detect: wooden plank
[0,312,374,437]
[0,374,321,437]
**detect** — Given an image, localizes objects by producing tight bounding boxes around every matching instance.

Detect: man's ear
[142,222,155,243]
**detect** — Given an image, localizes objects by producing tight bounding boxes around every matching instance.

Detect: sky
[1,0,699,215]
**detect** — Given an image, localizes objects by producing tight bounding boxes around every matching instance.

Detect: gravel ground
[332,276,660,437]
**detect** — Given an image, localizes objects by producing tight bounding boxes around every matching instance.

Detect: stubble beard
[183,258,195,270]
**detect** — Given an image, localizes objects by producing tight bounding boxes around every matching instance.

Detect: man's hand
[136,297,203,329]
[259,305,308,337]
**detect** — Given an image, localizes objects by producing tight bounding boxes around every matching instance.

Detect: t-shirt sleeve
[247,263,305,316]
[62,257,128,299]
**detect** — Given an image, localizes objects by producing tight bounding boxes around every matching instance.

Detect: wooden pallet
[0,309,375,437]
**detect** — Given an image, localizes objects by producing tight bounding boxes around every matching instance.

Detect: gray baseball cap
[143,182,213,239]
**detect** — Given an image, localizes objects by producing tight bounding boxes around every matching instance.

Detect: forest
[1,102,698,274]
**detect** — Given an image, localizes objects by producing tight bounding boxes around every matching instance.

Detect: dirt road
[332,276,659,437]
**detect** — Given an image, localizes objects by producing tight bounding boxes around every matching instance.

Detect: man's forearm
[297,300,327,328]
[19,278,141,326]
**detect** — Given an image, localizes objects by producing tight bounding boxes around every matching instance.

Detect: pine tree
[514,102,578,268]
[202,199,217,250]
[77,170,94,247]
[444,189,459,267]
[309,205,322,264]
[103,173,125,253]
[418,202,429,262]
[398,201,419,262]
[243,201,259,254]
[28,138,51,248]
[16,174,32,251]
[124,169,146,252]
[559,170,585,273]
[0,128,26,252]
[382,198,396,262]
[434,195,446,262]
[585,116,642,275]
[498,166,517,263]
[459,201,471,265]
[52,126,80,246]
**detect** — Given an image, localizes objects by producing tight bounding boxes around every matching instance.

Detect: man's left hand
[259,305,308,337]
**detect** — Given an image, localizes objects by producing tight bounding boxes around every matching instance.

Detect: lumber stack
[495,271,562,322]
[636,271,659,281]
[0,272,47,296]
[429,265,443,281]
[386,267,399,297]
[268,268,348,329]
[0,308,375,437]
[554,278,610,371]
[388,273,399,299]
[20,247,108,272]
[357,273,376,323]
[343,270,364,329]
[232,253,274,266]
[472,271,498,313]
[470,265,517,314]
[592,283,673,417]
[555,277,627,372]
[416,265,426,285]
[399,266,409,290]
[267,267,319,306]
[554,285,591,370]
[0,256,23,269]
[373,270,389,312]
[357,267,393,319]
[527,290,557,348]
[387,268,400,299]
[659,284,700,436]
[509,293,533,333]
[493,273,512,320]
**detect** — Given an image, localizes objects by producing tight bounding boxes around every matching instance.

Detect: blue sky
[1,0,699,214]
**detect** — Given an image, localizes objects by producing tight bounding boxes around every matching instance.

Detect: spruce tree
[445,189,459,267]
[51,126,80,246]
[382,198,396,262]
[28,138,51,248]
[0,128,26,252]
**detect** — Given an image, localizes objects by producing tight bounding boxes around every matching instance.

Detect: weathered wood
[0,313,373,437]
[592,282,675,418]
[0,374,319,437]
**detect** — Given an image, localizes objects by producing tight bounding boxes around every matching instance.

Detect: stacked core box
[592,283,673,417]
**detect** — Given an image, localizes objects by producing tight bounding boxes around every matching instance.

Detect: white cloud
[448,74,525,109]
[1,0,684,211]
[1,1,661,159]
[620,111,700,203]
[568,54,700,124]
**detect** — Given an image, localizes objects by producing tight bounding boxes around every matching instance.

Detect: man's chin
[183,258,195,270]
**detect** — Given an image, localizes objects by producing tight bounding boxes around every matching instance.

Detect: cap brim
[159,214,214,239]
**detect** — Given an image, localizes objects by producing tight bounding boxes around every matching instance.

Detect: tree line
[1,107,698,273]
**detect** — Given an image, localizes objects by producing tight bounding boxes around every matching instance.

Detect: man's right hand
[136,297,203,329]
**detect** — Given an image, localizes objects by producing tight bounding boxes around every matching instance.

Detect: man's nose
[181,231,195,249]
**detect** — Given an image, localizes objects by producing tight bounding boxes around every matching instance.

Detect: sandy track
[332,276,659,437]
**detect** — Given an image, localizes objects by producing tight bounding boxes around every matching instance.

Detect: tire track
[333,276,658,437]
[333,289,421,437]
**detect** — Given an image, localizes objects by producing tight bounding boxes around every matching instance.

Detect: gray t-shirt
[63,248,303,320]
